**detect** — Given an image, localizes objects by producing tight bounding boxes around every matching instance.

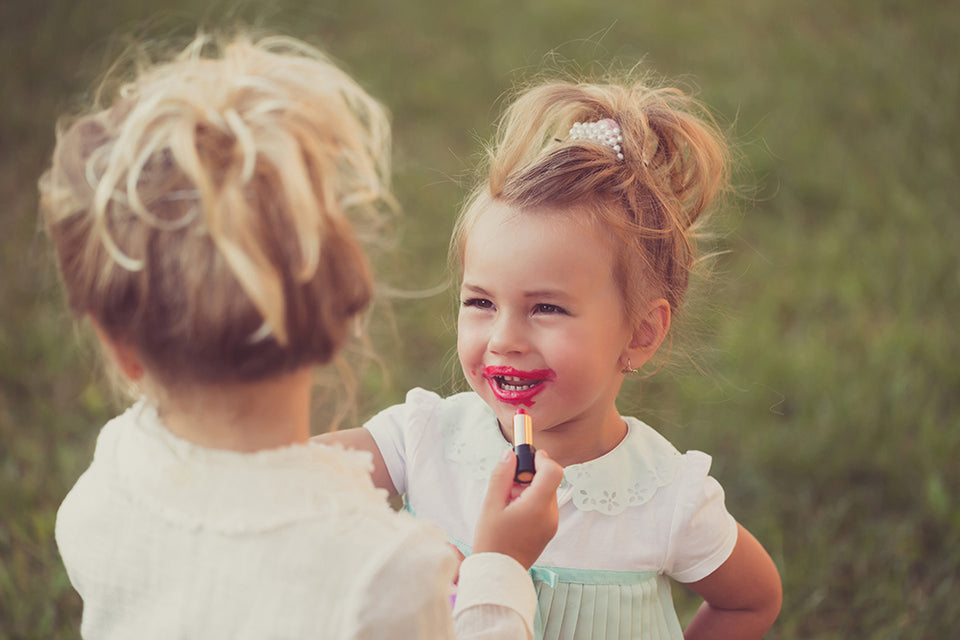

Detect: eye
[462,297,494,310]
[534,303,567,315]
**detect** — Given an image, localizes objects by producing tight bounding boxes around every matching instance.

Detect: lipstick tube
[513,408,536,483]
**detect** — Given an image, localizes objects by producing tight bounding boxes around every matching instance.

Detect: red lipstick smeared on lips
[482,366,555,407]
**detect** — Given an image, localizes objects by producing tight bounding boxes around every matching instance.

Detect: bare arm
[313,429,398,496]
[683,524,782,640]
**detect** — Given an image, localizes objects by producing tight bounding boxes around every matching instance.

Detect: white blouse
[365,389,739,640]
[56,400,537,639]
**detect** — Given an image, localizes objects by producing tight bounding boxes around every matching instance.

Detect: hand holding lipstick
[473,447,562,570]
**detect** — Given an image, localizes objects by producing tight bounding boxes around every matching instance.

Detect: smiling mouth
[482,367,554,404]
[493,375,543,392]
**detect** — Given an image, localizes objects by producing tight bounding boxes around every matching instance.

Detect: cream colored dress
[56,400,537,639]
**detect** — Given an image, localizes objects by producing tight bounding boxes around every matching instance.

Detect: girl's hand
[472,449,563,569]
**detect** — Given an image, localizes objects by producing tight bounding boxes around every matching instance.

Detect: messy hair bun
[39,32,392,384]
[453,77,729,324]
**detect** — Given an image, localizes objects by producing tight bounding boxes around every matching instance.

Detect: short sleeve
[664,451,738,583]
[363,388,443,496]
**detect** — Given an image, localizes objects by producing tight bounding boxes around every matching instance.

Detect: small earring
[621,358,640,375]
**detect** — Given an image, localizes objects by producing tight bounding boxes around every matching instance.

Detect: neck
[503,405,628,468]
[147,367,315,452]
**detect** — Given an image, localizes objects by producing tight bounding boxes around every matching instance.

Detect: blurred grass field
[2,0,958,637]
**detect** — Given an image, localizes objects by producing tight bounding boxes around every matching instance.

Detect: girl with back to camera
[322,76,782,639]
[41,30,563,639]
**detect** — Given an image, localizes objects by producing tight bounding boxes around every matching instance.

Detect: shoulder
[364,387,442,429]
[624,417,730,522]
[622,416,684,457]
[55,407,145,584]
[433,389,494,428]
[365,387,489,435]
[55,466,108,570]
[622,423,738,582]
[402,387,488,418]
[620,416,722,491]
[56,403,145,525]
[563,416,688,515]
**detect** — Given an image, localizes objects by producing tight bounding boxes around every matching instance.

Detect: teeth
[497,376,538,391]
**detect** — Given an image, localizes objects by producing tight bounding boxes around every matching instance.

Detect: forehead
[464,200,607,254]
[462,200,618,286]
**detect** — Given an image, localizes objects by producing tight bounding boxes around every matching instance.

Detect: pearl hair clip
[569,118,624,161]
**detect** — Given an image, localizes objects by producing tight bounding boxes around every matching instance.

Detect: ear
[621,298,671,370]
[90,320,145,382]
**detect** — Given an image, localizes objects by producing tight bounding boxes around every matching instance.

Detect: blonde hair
[39,31,392,385]
[452,78,729,328]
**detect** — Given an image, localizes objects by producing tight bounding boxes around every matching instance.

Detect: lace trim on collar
[440,396,682,516]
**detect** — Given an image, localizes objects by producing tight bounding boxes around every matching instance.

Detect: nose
[488,311,528,356]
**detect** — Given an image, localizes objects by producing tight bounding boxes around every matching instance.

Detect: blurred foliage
[1,0,957,638]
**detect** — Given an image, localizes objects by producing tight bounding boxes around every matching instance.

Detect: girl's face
[457,201,636,464]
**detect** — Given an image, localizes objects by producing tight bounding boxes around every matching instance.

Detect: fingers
[486,448,563,507]
[532,450,563,489]
[480,449,517,513]
[472,448,562,568]
[513,450,563,502]
[451,451,554,579]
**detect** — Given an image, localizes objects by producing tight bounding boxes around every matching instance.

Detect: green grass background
[2,0,957,637]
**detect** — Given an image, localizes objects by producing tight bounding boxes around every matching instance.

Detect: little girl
[323,77,783,639]
[41,31,563,639]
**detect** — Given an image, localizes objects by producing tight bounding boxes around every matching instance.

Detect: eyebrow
[460,283,490,296]
[460,282,571,302]
[522,289,569,300]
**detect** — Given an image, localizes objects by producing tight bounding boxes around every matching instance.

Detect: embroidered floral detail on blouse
[441,394,685,515]
[441,393,510,482]
[564,432,682,516]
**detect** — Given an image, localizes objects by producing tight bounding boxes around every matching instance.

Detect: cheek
[545,347,581,377]
[548,336,614,379]
[456,321,480,376]
[457,348,484,388]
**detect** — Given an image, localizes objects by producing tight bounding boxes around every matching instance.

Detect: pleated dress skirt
[529,566,684,640]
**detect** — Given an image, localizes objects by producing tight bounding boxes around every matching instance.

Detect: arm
[314,428,398,496]
[454,448,564,638]
[682,524,782,640]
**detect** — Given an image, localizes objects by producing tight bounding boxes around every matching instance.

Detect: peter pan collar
[440,395,682,516]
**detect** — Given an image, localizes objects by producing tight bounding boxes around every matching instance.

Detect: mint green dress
[445,539,685,639]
